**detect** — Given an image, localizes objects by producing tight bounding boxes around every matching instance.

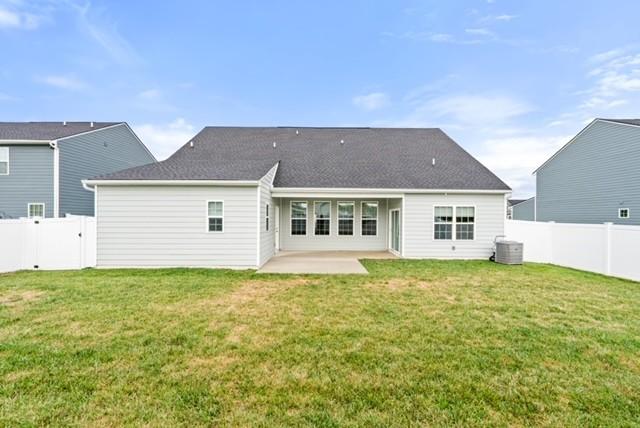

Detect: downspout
[49,140,59,217]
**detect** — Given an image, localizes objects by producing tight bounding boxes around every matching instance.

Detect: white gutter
[82,179,260,188]
[49,140,60,217]
[271,187,511,197]
[0,139,49,145]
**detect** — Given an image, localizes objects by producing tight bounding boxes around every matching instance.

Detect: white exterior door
[274,205,280,252]
[389,209,400,254]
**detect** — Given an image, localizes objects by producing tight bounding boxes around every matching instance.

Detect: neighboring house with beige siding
[517,118,640,224]
[0,122,155,219]
[84,127,511,269]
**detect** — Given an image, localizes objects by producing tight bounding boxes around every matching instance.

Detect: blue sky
[1,1,640,196]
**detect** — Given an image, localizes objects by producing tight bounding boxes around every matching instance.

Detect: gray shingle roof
[508,199,527,207]
[601,118,640,127]
[93,127,510,191]
[0,122,121,141]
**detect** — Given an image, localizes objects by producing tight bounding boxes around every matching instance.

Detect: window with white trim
[314,201,331,235]
[28,203,45,219]
[291,201,307,235]
[266,203,270,231]
[338,202,354,236]
[619,208,630,219]
[455,207,475,240]
[0,147,8,175]
[207,201,223,232]
[361,202,378,236]
[434,206,453,240]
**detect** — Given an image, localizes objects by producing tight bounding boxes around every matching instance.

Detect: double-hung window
[314,201,331,235]
[291,201,307,235]
[207,201,224,232]
[338,202,354,236]
[0,147,8,175]
[455,207,475,240]
[434,207,453,240]
[434,206,475,240]
[361,202,378,236]
[28,203,45,219]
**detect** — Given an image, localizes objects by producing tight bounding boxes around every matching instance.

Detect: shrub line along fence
[0,216,96,273]
[1,217,638,282]
[505,220,640,282]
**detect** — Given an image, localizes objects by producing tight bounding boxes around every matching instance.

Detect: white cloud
[352,92,389,111]
[36,74,87,90]
[70,2,141,66]
[133,118,195,160]
[399,93,533,127]
[138,88,162,100]
[478,134,569,197]
[0,6,43,30]
[495,14,517,21]
[465,28,493,36]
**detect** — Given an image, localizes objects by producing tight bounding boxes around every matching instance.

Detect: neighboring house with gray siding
[510,197,535,221]
[528,118,640,225]
[0,122,155,218]
[84,127,511,269]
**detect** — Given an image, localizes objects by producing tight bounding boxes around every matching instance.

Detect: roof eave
[82,179,261,188]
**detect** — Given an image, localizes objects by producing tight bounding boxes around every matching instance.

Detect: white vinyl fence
[505,220,640,282]
[0,216,96,273]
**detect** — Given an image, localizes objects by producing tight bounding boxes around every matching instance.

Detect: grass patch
[1,261,639,426]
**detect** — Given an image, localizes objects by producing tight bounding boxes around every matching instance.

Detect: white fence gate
[505,220,640,282]
[0,216,96,273]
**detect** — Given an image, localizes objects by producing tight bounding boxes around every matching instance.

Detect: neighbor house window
[291,201,307,235]
[207,201,224,232]
[338,202,354,236]
[434,206,453,240]
[0,147,8,175]
[314,201,331,235]
[455,207,475,240]
[619,208,630,219]
[28,203,45,219]
[361,202,378,236]
[266,204,270,231]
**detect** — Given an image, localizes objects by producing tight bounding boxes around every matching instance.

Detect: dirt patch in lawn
[0,290,46,307]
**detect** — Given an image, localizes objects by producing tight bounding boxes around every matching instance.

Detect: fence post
[604,222,612,275]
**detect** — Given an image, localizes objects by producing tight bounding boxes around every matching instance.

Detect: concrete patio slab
[257,251,397,274]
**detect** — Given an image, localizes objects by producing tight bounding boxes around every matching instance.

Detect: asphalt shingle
[0,122,121,141]
[93,127,510,191]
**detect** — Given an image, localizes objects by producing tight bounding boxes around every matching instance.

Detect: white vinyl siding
[404,193,504,259]
[96,185,258,268]
[258,164,278,267]
[279,198,391,251]
[0,147,8,175]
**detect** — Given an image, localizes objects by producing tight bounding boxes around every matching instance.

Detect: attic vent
[295,129,299,135]
[63,121,67,126]
[432,158,436,166]
[273,141,277,148]
[90,122,94,128]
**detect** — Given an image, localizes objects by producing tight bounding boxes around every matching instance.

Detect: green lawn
[1,261,639,427]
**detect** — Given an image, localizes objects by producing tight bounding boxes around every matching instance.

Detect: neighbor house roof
[0,122,121,141]
[601,118,640,127]
[91,127,510,191]
[508,199,527,207]
[533,118,640,174]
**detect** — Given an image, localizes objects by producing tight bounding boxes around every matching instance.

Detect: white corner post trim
[401,195,406,257]
[256,186,261,268]
[49,140,60,218]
